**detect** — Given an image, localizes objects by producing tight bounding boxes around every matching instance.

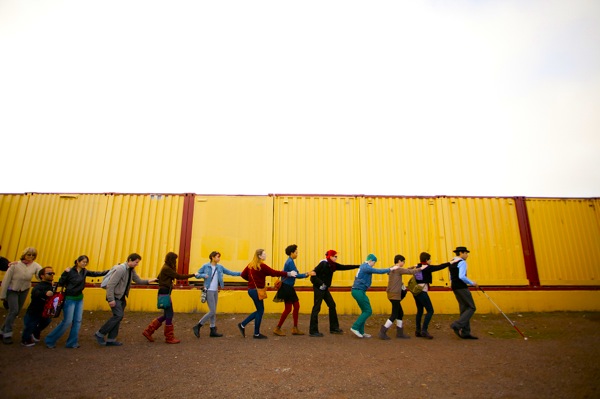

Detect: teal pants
[351,289,372,334]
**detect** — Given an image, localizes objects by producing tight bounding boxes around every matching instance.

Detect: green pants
[351,289,372,334]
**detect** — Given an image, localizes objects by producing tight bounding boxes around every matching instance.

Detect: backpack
[42,286,65,318]
[101,263,126,289]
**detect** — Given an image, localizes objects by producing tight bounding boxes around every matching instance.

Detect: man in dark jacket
[309,250,360,337]
[449,246,478,339]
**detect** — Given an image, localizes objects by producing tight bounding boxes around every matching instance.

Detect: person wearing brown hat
[449,246,479,339]
[309,250,360,337]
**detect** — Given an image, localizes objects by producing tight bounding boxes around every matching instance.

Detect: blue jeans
[351,289,372,335]
[414,291,434,333]
[45,298,84,348]
[241,289,264,335]
[22,312,51,343]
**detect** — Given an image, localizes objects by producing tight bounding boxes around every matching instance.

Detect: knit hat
[366,254,377,262]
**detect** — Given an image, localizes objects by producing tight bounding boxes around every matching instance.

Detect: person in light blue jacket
[350,254,399,338]
[192,251,241,338]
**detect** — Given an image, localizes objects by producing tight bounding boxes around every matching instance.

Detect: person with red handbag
[21,267,55,346]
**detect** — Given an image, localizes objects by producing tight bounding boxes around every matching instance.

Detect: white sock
[384,319,393,328]
[396,320,403,328]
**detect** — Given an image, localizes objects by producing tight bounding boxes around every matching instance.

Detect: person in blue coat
[192,251,242,338]
[350,254,399,338]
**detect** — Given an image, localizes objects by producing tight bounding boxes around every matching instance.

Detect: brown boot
[396,326,410,339]
[291,326,305,335]
[273,326,286,336]
[378,325,390,340]
[142,318,162,342]
[164,324,181,344]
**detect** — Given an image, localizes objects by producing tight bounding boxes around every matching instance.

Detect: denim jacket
[195,263,241,290]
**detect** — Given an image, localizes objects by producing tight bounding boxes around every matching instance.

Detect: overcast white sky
[1,1,599,197]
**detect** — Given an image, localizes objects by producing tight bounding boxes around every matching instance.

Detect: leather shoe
[420,331,434,339]
[237,323,245,338]
[105,341,123,346]
[415,331,422,337]
[253,333,268,339]
[309,332,324,337]
[450,324,462,338]
[330,328,343,334]
[461,334,479,340]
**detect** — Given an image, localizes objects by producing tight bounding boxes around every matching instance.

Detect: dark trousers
[309,288,339,334]
[452,288,476,335]
[414,291,434,332]
[22,312,51,342]
[98,298,126,341]
[388,299,404,321]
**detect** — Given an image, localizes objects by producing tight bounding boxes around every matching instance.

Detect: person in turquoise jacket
[192,251,242,338]
[350,254,399,338]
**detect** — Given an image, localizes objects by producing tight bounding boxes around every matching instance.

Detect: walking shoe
[253,333,268,339]
[415,330,422,337]
[350,328,363,338]
[21,339,36,347]
[66,344,80,349]
[330,328,344,334]
[273,326,286,336]
[362,333,372,338]
[46,344,56,349]
[3,336,13,345]
[291,326,305,335]
[105,341,123,346]
[420,331,434,339]
[93,332,106,346]
[237,323,245,338]
[309,332,324,337]
[450,323,462,338]
[31,334,40,343]
[461,334,479,340]
[192,323,202,338]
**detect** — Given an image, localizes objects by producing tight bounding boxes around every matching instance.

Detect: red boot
[142,318,162,342]
[164,324,181,344]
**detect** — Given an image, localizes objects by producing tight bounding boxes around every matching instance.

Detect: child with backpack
[21,267,55,346]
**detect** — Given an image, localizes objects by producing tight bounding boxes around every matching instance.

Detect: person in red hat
[308,250,360,337]
[449,246,479,339]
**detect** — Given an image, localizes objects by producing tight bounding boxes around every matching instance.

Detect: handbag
[157,294,172,309]
[407,276,424,296]
[274,279,282,290]
[201,266,219,303]
[272,276,287,302]
[250,270,267,300]
[42,285,65,318]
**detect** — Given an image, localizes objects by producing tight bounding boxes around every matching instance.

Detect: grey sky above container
[1,1,599,197]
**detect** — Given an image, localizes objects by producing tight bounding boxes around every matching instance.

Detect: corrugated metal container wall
[440,197,528,286]
[188,196,274,284]
[361,196,449,287]
[19,194,112,275]
[98,194,184,279]
[273,196,362,287]
[0,194,29,263]
[526,198,600,285]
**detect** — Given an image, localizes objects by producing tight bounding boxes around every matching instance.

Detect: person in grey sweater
[94,253,156,346]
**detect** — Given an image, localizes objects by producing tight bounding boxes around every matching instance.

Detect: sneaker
[93,332,106,346]
[237,323,245,338]
[273,327,286,336]
[31,334,40,343]
[3,336,13,345]
[362,333,372,338]
[330,328,344,334]
[105,341,123,346]
[350,328,363,338]
[46,344,56,349]
[21,340,36,347]
[309,332,324,337]
[253,333,268,339]
[66,344,80,349]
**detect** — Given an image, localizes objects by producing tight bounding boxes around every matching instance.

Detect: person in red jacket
[238,249,297,339]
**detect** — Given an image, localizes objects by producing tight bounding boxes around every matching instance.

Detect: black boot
[192,322,202,338]
[210,326,223,337]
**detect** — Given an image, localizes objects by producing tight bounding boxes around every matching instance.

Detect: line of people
[0,245,478,347]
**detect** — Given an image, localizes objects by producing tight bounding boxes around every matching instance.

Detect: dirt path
[1,311,599,398]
